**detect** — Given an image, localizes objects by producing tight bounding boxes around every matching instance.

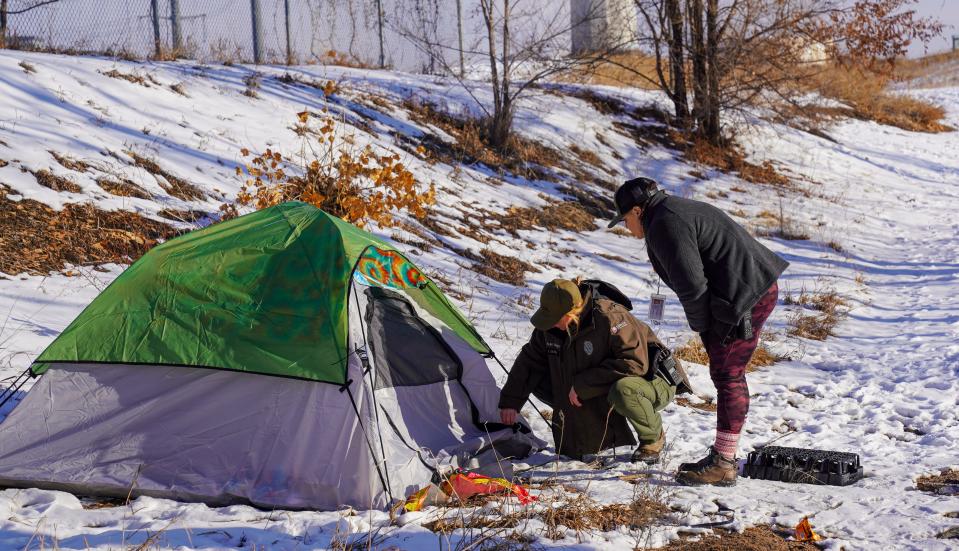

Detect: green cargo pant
[607,376,676,444]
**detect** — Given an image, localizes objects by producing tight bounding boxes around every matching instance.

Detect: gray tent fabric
[0,361,377,510]
[0,280,544,511]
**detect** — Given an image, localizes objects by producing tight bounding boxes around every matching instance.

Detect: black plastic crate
[742,446,863,486]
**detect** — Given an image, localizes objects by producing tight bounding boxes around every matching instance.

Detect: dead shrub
[50,151,90,172]
[96,177,152,199]
[0,186,177,274]
[472,248,540,287]
[222,112,434,229]
[33,169,82,193]
[785,287,849,341]
[19,60,36,74]
[127,151,205,201]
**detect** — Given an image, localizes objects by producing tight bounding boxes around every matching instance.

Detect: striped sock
[714,430,740,459]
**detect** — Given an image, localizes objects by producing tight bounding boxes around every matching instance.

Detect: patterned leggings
[703,283,779,434]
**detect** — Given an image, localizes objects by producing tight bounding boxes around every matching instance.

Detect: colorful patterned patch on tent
[355,246,427,289]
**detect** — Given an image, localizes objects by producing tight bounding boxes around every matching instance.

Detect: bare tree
[1,0,62,49]
[629,0,943,145]
[393,0,633,153]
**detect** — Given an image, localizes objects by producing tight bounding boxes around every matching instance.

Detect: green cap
[530,279,583,331]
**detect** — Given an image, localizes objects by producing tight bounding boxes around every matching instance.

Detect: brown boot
[631,430,665,465]
[675,447,737,486]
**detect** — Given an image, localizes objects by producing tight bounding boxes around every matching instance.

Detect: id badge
[648,294,667,323]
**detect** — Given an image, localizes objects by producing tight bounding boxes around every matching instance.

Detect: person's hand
[500,408,518,425]
[568,387,582,407]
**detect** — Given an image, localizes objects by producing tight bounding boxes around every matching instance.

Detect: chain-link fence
[0,0,486,72]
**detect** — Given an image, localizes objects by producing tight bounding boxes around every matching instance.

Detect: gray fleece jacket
[641,191,788,339]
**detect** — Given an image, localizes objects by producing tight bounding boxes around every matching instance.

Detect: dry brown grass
[19,60,36,74]
[0,186,177,275]
[559,52,661,90]
[426,492,668,543]
[675,396,718,412]
[32,169,82,193]
[685,139,791,188]
[127,151,205,201]
[810,65,952,133]
[655,525,819,550]
[490,201,597,237]
[893,50,959,87]
[100,69,152,87]
[916,469,959,495]
[96,177,152,199]
[785,287,849,341]
[401,98,589,183]
[673,336,782,372]
[50,151,90,172]
[470,248,541,287]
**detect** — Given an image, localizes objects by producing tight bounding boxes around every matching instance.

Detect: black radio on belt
[648,343,681,387]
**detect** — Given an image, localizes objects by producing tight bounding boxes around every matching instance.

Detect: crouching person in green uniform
[499,278,691,464]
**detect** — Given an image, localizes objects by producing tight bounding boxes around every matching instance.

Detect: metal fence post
[170,0,182,54]
[150,0,161,58]
[456,0,465,77]
[375,0,385,68]
[1,0,8,50]
[284,0,292,65]
[251,0,263,63]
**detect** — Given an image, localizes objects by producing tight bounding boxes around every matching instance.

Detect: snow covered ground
[0,51,957,549]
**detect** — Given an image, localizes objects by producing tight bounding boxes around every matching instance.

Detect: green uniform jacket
[499,289,690,459]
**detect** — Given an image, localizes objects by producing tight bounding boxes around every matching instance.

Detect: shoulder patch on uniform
[611,320,629,334]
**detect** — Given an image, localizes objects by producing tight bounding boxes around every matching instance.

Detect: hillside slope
[1,51,958,550]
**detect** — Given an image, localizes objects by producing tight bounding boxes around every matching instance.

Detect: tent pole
[341,381,395,505]
[0,367,31,413]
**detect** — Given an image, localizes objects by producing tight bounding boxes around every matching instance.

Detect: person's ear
[631,206,643,218]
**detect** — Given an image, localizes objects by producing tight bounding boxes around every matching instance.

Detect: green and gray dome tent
[0,201,542,510]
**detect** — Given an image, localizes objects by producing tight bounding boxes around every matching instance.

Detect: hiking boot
[675,447,737,486]
[631,430,665,465]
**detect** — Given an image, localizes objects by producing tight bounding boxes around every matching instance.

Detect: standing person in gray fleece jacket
[607,176,789,486]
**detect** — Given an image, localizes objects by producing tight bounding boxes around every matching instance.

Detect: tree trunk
[688,0,707,135]
[664,0,688,124]
[1,0,8,49]
[704,0,721,144]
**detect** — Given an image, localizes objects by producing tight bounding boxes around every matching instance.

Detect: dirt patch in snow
[32,169,82,193]
[656,525,818,550]
[96,177,152,199]
[0,186,177,275]
[916,469,959,495]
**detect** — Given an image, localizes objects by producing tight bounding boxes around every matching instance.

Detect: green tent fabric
[33,202,489,383]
